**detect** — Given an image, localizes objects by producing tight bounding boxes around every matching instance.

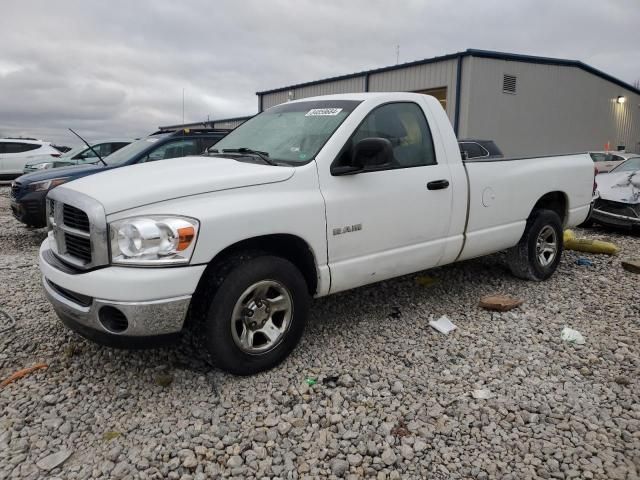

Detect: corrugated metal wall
[213,118,249,129]
[260,76,367,110]
[368,58,458,122]
[459,57,640,156]
[258,58,458,121]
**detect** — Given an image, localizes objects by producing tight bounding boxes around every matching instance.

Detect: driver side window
[351,102,437,168]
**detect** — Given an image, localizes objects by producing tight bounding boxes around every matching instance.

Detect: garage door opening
[415,87,447,111]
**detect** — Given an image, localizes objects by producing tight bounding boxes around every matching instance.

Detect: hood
[16,163,102,184]
[596,171,640,204]
[59,156,295,213]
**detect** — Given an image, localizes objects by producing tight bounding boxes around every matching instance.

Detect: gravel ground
[0,184,639,480]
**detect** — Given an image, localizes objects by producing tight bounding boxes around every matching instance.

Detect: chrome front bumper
[43,276,191,338]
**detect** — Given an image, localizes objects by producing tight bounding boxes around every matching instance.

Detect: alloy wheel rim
[231,280,293,354]
[536,225,558,267]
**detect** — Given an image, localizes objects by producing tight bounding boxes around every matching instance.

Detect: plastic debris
[576,258,594,267]
[621,259,640,274]
[0,363,48,389]
[563,229,620,255]
[561,327,585,345]
[479,295,523,312]
[429,315,457,335]
[305,377,317,386]
[36,449,73,471]
[103,431,122,441]
[471,389,493,399]
[415,275,437,287]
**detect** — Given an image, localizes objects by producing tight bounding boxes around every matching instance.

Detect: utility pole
[396,45,400,65]
[182,88,185,125]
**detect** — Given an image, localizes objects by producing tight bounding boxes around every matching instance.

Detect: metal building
[158,115,252,132]
[256,49,640,156]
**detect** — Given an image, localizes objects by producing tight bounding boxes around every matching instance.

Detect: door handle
[427,179,450,190]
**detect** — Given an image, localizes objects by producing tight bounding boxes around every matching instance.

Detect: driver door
[321,102,453,293]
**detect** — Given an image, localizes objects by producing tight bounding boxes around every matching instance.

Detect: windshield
[59,145,87,159]
[612,157,640,172]
[103,135,169,165]
[212,100,362,164]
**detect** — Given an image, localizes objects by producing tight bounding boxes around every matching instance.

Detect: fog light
[98,306,129,333]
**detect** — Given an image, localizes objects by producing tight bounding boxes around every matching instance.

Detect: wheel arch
[530,191,568,225]
[199,234,319,296]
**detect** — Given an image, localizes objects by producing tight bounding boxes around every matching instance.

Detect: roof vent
[502,74,517,94]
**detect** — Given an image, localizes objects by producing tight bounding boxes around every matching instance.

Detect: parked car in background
[23,139,131,173]
[589,151,637,173]
[10,128,228,227]
[592,156,640,229]
[458,139,503,160]
[52,145,73,153]
[0,138,61,180]
[37,92,594,375]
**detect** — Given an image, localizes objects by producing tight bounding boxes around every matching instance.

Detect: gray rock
[36,450,73,471]
[381,449,397,466]
[42,394,58,405]
[330,458,349,476]
[227,455,243,468]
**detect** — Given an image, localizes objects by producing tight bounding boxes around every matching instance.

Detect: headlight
[33,162,54,170]
[28,177,69,192]
[109,216,199,266]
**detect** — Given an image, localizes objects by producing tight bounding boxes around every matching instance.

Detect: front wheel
[507,209,563,281]
[194,254,310,375]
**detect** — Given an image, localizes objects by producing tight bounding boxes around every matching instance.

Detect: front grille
[48,190,108,270]
[23,200,41,214]
[64,233,92,263]
[63,204,90,232]
[11,182,21,198]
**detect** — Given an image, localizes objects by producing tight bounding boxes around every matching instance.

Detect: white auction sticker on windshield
[305,108,343,117]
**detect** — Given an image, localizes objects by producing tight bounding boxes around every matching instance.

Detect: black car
[10,128,229,227]
[458,139,504,160]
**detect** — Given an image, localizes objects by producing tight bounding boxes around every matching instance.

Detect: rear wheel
[193,253,310,375]
[507,209,563,281]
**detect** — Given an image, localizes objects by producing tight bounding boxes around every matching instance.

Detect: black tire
[507,209,563,281]
[192,253,310,375]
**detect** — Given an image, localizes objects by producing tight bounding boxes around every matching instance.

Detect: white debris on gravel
[0,185,639,479]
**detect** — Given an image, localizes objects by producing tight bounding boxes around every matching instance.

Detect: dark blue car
[10,128,228,227]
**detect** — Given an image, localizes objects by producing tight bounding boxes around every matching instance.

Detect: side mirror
[331,137,394,176]
[353,137,394,170]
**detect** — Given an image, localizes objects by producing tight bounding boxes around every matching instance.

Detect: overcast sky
[1,0,638,145]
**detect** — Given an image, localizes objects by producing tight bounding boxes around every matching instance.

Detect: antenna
[396,45,400,64]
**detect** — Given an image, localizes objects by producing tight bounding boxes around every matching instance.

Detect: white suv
[0,138,61,180]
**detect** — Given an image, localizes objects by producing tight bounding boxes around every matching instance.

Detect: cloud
[0,0,638,144]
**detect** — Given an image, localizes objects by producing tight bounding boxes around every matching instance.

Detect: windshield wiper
[68,128,107,166]
[218,147,278,166]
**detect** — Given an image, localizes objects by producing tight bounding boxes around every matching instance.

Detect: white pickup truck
[39,93,594,375]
